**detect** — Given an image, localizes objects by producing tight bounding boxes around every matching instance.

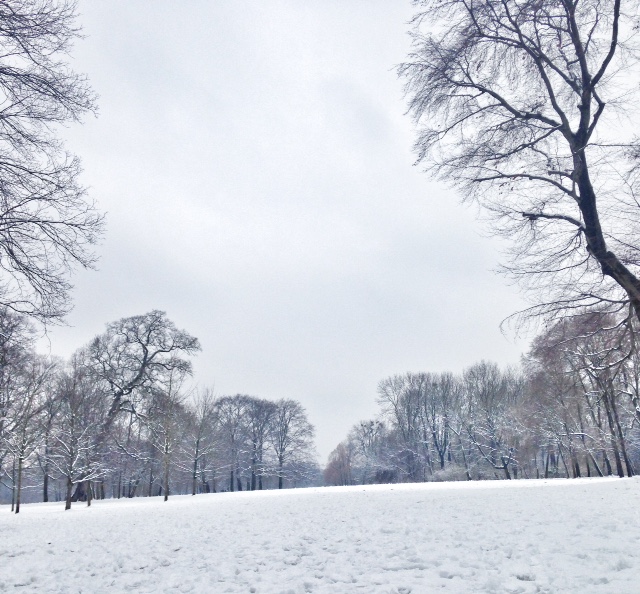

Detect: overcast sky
[42,1,527,460]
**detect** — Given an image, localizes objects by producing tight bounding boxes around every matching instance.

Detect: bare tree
[347,420,390,484]
[214,395,249,492]
[50,357,106,510]
[86,310,200,436]
[271,399,315,489]
[146,369,187,502]
[37,377,62,502]
[324,441,354,486]
[462,362,525,479]
[241,396,277,490]
[184,388,217,496]
[0,0,103,321]
[401,0,640,324]
[0,308,35,486]
[529,313,636,477]
[377,374,425,481]
[5,354,56,513]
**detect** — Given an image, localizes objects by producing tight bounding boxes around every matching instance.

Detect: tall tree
[271,399,315,489]
[0,0,103,321]
[0,308,38,499]
[242,396,277,490]
[214,395,249,492]
[185,388,217,495]
[401,0,640,324]
[86,311,200,436]
[146,369,187,502]
[5,353,56,513]
[50,357,106,510]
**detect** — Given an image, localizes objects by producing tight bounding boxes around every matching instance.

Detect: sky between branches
[41,0,526,460]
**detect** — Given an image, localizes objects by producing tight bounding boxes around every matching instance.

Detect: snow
[2,478,640,593]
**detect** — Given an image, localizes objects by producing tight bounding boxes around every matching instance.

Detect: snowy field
[2,478,640,593]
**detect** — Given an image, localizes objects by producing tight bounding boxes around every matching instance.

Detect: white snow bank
[2,477,639,593]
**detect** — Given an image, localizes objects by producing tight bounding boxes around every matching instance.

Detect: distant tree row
[325,313,640,485]
[0,309,318,512]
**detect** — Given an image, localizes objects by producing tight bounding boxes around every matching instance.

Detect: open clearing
[2,478,639,593]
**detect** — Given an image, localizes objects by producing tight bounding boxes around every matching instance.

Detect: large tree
[85,310,200,435]
[271,399,315,489]
[401,0,640,324]
[0,0,103,322]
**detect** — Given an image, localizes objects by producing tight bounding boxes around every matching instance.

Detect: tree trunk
[43,442,50,502]
[543,450,549,478]
[10,459,16,512]
[43,466,49,502]
[458,433,471,480]
[148,467,154,497]
[192,456,198,496]
[574,151,640,323]
[192,440,200,496]
[557,445,570,478]
[163,452,170,502]
[65,477,73,511]
[588,451,603,477]
[15,455,23,514]
[603,449,612,476]
[501,455,512,480]
[610,388,634,477]
[602,391,625,477]
[251,456,257,491]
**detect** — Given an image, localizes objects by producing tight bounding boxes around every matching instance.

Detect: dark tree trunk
[603,450,613,476]
[10,459,16,512]
[610,389,634,477]
[65,477,73,511]
[557,445,570,478]
[544,450,550,479]
[192,439,200,496]
[43,441,50,502]
[251,457,257,491]
[15,456,23,514]
[501,456,511,480]
[43,468,49,502]
[163,454,170,502]
[602,392,625,477]
[148,467,154,497]
[192,456,198,496]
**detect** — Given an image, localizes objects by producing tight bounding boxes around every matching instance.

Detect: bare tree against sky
[185,388,216,496]
[271,399,315,489]
[242,396,277,491]
[0,0,103,322]
[401,0,640,325]
[85,310,200,436]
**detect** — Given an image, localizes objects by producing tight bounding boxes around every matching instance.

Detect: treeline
[325,313,640,485]
[0,309,317,512]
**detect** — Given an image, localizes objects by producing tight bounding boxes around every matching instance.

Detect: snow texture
[2,477,639,593]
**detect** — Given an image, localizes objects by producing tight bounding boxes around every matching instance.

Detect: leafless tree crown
[401,0,640,325]
[0,0,103,322]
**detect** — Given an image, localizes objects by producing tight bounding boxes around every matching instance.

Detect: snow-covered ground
[2,478,639,593]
